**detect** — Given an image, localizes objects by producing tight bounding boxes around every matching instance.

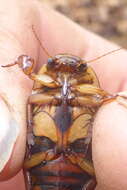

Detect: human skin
[0,0,127,189]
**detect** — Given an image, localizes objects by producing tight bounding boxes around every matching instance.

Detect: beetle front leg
[2,55,59,87]
[2,55,35,75]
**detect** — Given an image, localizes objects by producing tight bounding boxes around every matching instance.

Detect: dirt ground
[42,0,127,48]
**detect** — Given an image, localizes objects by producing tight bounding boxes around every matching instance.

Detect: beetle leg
[76,157,95,176]
[101,91,127,110]
[71,85,113,107]
[75,84,117,106]
[24,150,55,169]
[28,94,54,105]
[82,178,96,190]
[45,149,56,161]
[2,55,35,75]
[114,91,127,108]
[67,154,95,176]
[30,73,59,88]
[74,84,110,97]
[24,152,46,169]
[2,57,59,87]
[72,96,104,107]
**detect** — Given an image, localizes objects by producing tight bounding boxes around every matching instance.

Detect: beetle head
[47,54,87,73]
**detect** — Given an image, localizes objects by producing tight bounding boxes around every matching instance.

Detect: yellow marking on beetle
[33,64,47,89]
[77,157,95,176]
[24,152,46,169]
[86,67,100,87]
[72,107,91,119]
[68,114,91,143]
[33,111,57,142]
[67,154,94,176]
[67,154,77,164]
[44,105,57,116]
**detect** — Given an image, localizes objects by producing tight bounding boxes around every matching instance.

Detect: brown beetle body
[17,54,112,190]
[2,46,123,190]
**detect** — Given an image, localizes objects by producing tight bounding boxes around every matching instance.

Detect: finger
[0,0,40,179]
[93,100,127,190]
[0,171,25,190]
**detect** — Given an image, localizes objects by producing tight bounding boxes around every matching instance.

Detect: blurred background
[42,0,127,48]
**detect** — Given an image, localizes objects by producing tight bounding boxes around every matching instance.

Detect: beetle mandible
[2,27,126,190]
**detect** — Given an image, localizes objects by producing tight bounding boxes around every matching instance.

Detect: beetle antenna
[85,47,123,64]
[32,25,52,58]
[1,61,18,67]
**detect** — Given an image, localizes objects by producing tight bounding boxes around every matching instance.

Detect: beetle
[2,28,125,190]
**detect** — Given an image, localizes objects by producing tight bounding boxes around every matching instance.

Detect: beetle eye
[78,63,87,72]
[47,57,54,69]
[48,57,53,64]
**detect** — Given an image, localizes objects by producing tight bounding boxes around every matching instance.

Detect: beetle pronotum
[2,27,125,190]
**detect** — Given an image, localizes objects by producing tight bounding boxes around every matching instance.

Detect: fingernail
[0,98,20,172]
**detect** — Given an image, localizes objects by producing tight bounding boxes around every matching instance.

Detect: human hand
[0,0,127,190]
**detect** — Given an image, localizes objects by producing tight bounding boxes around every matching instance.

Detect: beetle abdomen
[29,155,91,190]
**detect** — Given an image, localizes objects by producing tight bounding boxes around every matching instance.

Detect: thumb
[93,97,127,190]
